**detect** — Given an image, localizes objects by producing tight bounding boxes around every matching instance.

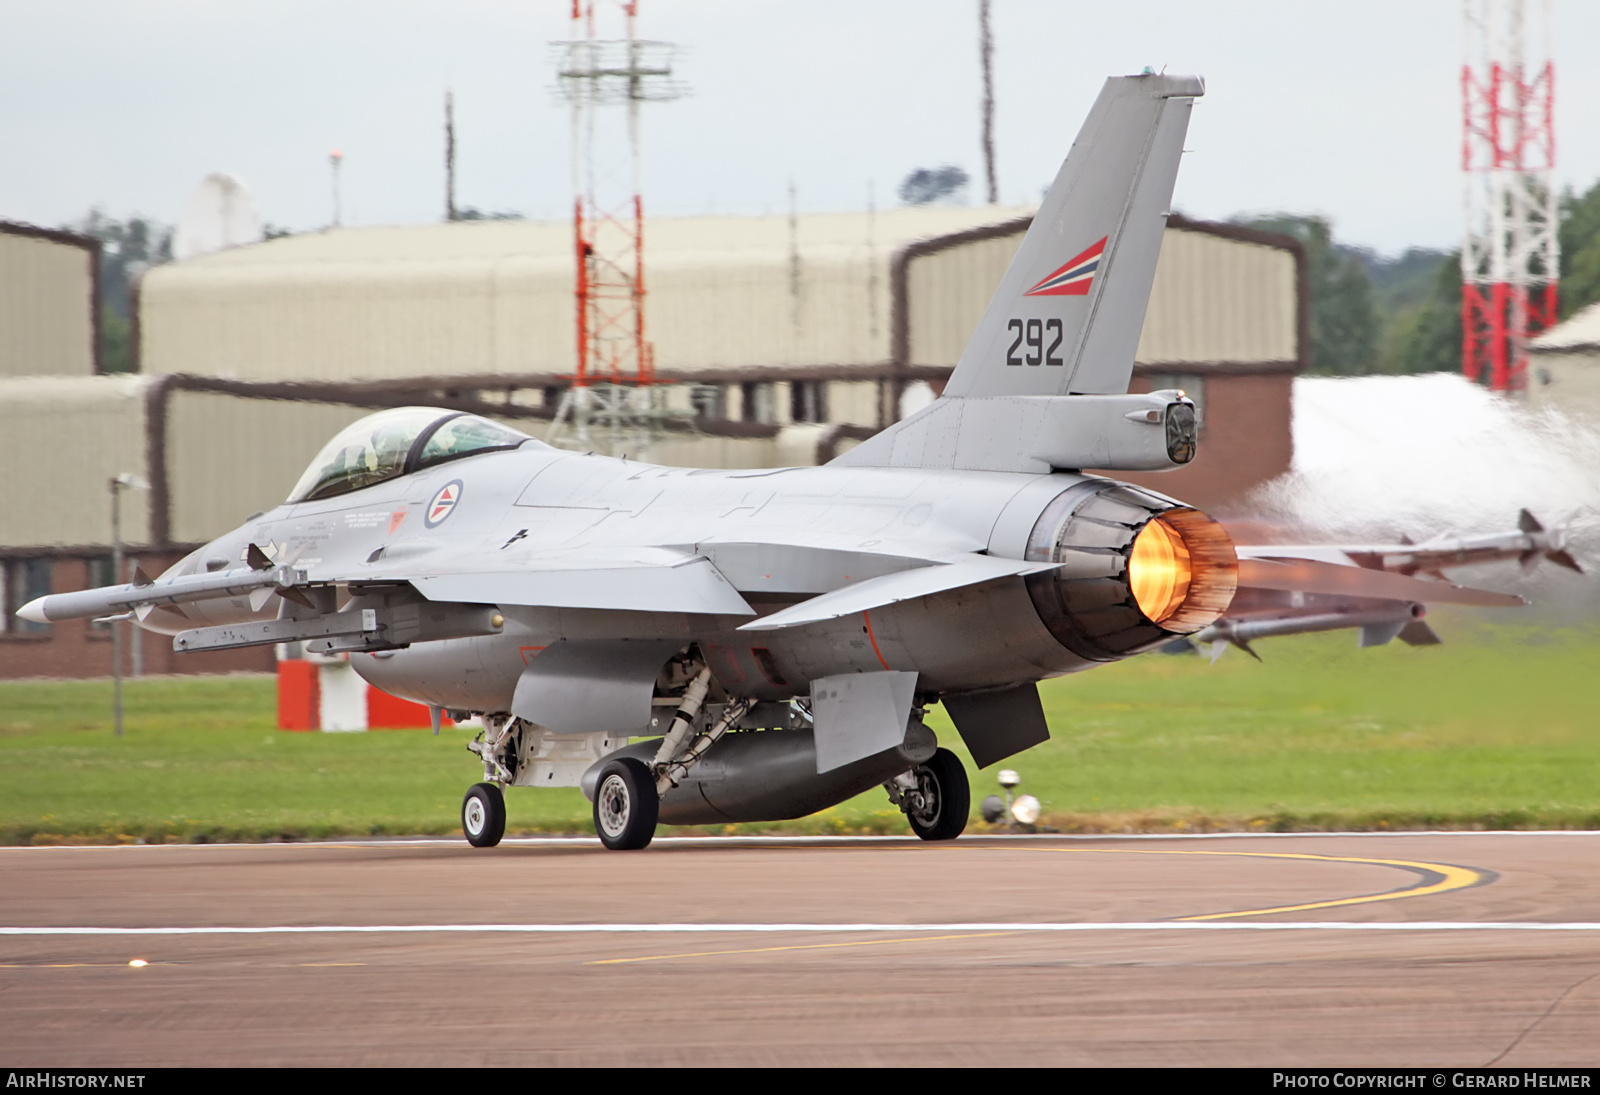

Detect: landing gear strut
[895,748,970,842]
[462,782,506,848]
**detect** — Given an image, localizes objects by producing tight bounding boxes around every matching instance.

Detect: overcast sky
[5,0,1599,256]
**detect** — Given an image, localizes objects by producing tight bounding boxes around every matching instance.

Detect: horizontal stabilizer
[738,556,1058,632]
[1238,557,1524,608]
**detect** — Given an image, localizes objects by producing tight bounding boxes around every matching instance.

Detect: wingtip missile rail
[16,550,309,625]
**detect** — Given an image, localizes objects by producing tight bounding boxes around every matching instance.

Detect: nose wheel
[462,782,506,848]
[593,757,659,850]
[904,748,970,842]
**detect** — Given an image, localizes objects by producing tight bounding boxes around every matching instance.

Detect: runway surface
[3,832,1599,1067]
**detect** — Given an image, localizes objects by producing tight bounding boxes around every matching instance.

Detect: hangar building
[1,222,99,378]
[0,208,1304,678]
[1529,300,1600,422]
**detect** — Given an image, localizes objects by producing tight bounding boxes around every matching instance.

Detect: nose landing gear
[461,782,506,848]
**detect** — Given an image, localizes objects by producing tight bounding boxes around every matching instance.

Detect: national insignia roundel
[425,480,464,528]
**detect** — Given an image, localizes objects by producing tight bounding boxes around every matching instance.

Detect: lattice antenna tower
[1461,0,1557,393]
[548,0,685,455]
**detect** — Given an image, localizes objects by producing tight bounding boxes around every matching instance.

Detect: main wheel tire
[592,757,659,851]
[462,782,506,848]
[906,748,970,842]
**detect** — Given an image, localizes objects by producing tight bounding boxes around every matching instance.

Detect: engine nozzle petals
[1022,481,1238,662]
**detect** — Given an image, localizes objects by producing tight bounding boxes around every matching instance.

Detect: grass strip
[2,622,1597,844]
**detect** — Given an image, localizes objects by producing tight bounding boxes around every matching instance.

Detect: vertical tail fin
[836,73,1201,471]
[947,72,1201,398]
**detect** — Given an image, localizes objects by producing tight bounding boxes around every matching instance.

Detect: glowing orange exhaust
[1129,516,1191,624]
[1128,509,1238,633]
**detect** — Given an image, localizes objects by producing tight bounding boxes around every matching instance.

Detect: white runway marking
[4,831,1600,852]
[4,921,1600,936]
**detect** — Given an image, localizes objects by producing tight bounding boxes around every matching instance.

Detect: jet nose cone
[16,597,50,624]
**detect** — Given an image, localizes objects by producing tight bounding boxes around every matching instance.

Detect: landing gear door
[810,670,919,774]
[511,639,680,735]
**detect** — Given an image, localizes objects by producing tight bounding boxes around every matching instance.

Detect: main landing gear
[591,757,659,851]
[888,747,971,842]
[455,692,973,849]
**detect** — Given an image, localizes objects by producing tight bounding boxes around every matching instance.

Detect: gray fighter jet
[20,74,1524,850]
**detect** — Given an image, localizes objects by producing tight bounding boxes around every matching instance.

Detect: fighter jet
[19,74,1527,850]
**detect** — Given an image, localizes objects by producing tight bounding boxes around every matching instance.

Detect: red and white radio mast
[1460,0,1558,393]
[550,0,682,453]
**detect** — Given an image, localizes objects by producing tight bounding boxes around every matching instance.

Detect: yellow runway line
[587,930,1016,966]
[1014,847,1490,920]
[0,962,147,969]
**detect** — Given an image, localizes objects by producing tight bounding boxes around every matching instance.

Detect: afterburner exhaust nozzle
[1023,481,1238,662]
[1127,508,1238,632]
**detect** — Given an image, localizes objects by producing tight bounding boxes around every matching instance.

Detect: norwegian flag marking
[1024,236,1108,297]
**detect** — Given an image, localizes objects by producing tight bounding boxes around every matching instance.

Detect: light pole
[109,473,149,737]
[330,148,344,228]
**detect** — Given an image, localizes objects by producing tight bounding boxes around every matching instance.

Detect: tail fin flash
[946,73,1201,399]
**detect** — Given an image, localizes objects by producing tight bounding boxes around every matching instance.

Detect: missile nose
[16,597,50,624]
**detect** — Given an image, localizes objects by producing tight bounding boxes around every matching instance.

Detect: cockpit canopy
[287,407,536,503]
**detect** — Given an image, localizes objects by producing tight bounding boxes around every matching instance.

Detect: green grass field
[3,621,1598,843]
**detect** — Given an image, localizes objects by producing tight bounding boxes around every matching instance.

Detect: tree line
[65,211,171,374]
[1237,178,1600,377]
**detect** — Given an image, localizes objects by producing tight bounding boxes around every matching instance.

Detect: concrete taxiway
[2,832,1598,1067]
